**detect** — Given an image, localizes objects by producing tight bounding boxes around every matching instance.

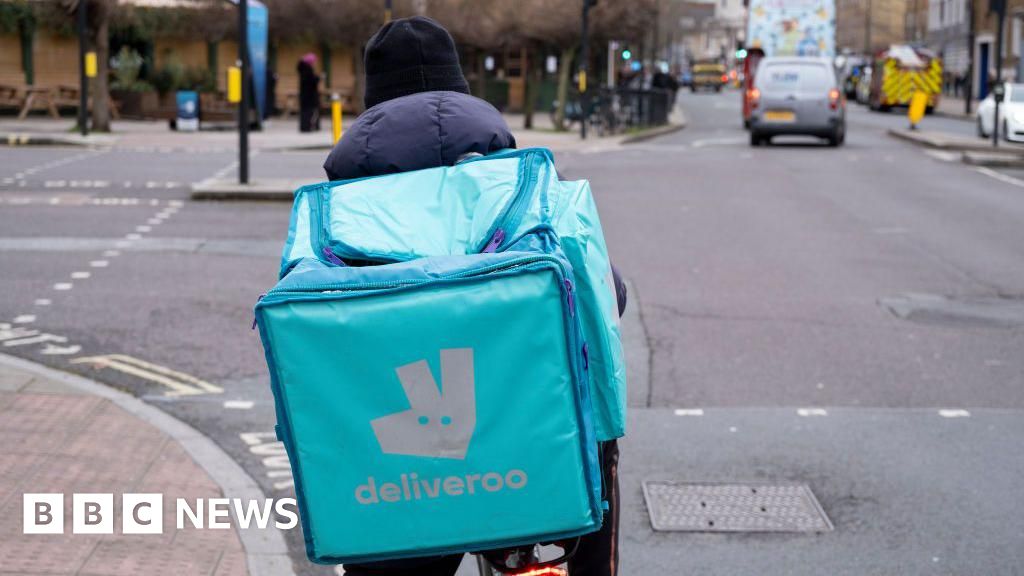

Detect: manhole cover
[642,482,833,533]
[880,293,1024,329]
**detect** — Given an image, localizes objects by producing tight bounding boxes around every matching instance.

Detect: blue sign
[247,1,269,121]
[175,90,199,131]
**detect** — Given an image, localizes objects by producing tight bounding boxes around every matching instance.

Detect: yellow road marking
[71,354,223,396]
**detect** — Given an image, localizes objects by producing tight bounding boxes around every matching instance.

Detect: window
[756,63,834,93]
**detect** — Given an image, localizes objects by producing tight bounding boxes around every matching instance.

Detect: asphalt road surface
[1,91,1022,575]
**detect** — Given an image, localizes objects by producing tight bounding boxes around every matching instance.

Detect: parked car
[976,83,1024,142]
[691,63,728,92]
[748,57,846,146]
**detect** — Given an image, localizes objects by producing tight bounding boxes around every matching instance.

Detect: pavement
[0,353,293,576]
[2,89,1024,575]
[932,94,974,120]
[0,109,685,200]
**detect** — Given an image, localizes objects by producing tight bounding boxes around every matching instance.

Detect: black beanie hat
[363,16,470,109]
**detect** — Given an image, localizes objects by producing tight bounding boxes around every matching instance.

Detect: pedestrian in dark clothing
[324,16,622,576]
[297,53,320,132]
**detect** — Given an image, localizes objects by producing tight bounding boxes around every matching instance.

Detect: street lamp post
[77,0,88,137]
[238,0,249,184]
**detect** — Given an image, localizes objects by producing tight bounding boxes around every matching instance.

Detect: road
[1,91,1022,575]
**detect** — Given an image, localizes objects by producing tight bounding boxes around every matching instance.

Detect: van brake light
[828,88,841,109]
[748,88,761,109]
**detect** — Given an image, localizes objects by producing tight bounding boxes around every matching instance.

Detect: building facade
[970,0,1024,98]
[836,0,913,53]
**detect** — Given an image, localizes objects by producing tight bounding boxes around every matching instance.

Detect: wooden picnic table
[15,84,120,120]
[17,86,60,120]
[0,83,23,111]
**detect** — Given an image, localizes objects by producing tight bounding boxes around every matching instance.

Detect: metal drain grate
[642,482,833,533]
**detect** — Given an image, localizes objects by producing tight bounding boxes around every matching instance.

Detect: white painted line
[147,218,161,225]
[797,408,828,417]
[136,225,151,233]
[168,200,184,207]
[728,426,738,433]
[103,250,120,257]
[224,400,255,410]
[975,166,1024,188]
[938,409,970,418]
[13,315,36,324]
[114,241,131,248]
[674,408,704,416]
[34,299,51,306]
[53,283,73,291]
[70,271,91,279]
[125,233,142,240]
[89,260,108,268]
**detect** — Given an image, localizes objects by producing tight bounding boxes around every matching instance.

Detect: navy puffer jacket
[323,91,516,181]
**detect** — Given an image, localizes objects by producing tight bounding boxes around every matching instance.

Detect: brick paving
[0,363,248,576]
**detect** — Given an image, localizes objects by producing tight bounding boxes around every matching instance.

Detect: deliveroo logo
[371,348,476,460]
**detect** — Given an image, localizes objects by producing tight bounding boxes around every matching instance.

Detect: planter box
[111,89,160,119]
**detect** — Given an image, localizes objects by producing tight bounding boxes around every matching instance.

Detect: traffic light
[735,48,748,59]
[622,49,632,61]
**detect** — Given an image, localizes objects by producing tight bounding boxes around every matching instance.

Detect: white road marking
[816,382,825,390]
[70,271,91,279]
[922,149,961,162]
[103,250,120,257]
[674,408,704,416]
[71,354,223,396]
[125,233,142,240]
[240,432,294,490]
[938,409,970,418]
[728,426,738,433]
[13,315,36,324]
[89,260,108,268]
[34,299,51,306]
[797,408,828,417]
[147,218,161,225]
[136,225,151,233]
[53,283,73,290]
[224,400,255,410]
[975,166,1024,188]
[114,240,131,248]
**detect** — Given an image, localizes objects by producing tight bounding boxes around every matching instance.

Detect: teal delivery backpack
[257,148,623,563]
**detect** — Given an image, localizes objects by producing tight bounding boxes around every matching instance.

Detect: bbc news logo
[23,494,299,534]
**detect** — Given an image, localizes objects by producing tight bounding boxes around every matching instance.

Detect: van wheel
[828,123,845,147]
[750,131,764,146]
[977,117,987,138]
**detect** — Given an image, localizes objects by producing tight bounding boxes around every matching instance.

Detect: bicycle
[474,539,579,575]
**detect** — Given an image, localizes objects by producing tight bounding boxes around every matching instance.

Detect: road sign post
[238,0,249,184]
[579,0,596,140]
[77,0,88,137]
[992,0,1006,147]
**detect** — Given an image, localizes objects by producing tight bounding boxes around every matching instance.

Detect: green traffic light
[622,49,632,61]
[736,49,748,59]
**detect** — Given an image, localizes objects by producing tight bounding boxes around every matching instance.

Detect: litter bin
[175,90,199,132]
